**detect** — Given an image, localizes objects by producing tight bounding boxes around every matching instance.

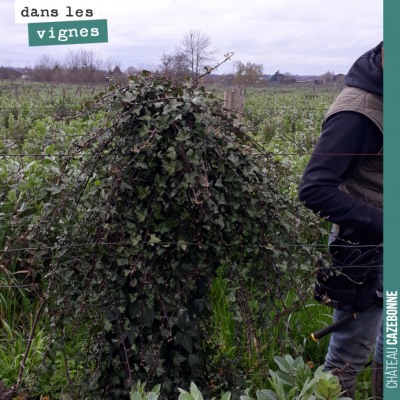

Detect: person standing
[298,41,383,399]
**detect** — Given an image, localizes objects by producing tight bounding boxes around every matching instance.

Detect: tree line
[1,29,342,86]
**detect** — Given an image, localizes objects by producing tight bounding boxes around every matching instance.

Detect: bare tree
[104,57,118,75]
[175,29,218,80]
[125,66,138,75]
[234,61,264,85]
[65,49,105,84]
[159,52,191,82]
[282,71,296,84]
[26,49,129,84]
[32,54,55,81]
[319,71,335,82]
[0,59,21,81]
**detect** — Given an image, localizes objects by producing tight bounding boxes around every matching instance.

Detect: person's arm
[298,111,383,236]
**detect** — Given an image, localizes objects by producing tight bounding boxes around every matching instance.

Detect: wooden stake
[224,90,230,118]
[231,91,236,126]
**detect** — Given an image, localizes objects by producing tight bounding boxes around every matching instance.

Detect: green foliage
[178,382,231,400]
[129,366,352,400]
[130,381,161,400]
[1,73,323,399]
[240,355,352,400]
[130,381,231,400]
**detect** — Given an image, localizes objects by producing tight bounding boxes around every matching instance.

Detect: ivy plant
[2,71,323,399]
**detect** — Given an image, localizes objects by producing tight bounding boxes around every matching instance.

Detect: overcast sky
[1,0,383,75]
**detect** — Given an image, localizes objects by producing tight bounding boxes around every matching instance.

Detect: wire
[237,367,381,377]
[0,152,383,157]
[0,240,383,253]
[0,240,382,252]
[0,106,331,109]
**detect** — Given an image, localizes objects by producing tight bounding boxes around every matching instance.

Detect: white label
[15,1,101,24]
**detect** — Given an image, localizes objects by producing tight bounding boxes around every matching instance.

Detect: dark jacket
[298,42,383,246]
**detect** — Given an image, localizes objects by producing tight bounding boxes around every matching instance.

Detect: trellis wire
[0,241,383,253]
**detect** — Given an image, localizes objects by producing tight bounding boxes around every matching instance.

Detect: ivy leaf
[187,354,202,367]
[121,181,133,190]
[142,307,155,326]
[228,153,238,165]
[181,334,193,353]
[104,319,113,332]
[155,174,168,188]
[194,298,211,311]
[165,146,177,160]
[129,302,141,319]
[130,235,141,246]
[135,209,147,222]
[176,130,190,141]
[215,176,224,187]
[133,161,149,169]
[174,331,184,345]
[137,186,151,200]
[173,354,186,366]
[178,237,187,251]
[148,234,161,246]
[163,160,176,175]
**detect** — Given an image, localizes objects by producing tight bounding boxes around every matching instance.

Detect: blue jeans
[323,231,383,388]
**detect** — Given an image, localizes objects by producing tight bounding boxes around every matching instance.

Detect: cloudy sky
[1,0,383,75]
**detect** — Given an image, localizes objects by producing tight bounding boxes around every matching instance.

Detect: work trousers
[323,234,383,388]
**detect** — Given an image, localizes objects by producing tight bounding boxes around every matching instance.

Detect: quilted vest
[322,87,383,235]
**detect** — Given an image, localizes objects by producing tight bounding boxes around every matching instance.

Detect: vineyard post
[224,90,231,118]
[236,86,245,124]
[51,82,53,98]
[14,86,18,102]
[231,90,236,126]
